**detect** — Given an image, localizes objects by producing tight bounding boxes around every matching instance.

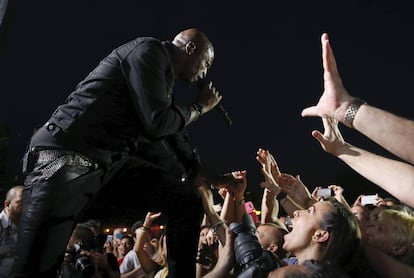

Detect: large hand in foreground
[301,33,354,121]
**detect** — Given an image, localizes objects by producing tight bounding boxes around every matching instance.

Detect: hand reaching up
[275,173,316,209]
[301,33,354,122]
[211,170,247,196]
[256,148,282,193]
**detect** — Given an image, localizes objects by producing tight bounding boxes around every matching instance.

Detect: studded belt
[36,149,99,180]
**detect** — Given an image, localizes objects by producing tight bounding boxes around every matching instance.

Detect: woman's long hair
[318,198,362,273]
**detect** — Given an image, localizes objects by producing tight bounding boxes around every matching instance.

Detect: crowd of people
[1,29,414,278]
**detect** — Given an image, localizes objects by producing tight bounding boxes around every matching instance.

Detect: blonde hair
[378,209,414,266]
[153,231,168,277]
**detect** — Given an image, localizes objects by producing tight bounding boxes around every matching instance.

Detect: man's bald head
[173,28,210,49]
[170,28,214,83]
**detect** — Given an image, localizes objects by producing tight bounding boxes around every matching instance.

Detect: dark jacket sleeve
[164,130,199,174]
[120,39,190,139]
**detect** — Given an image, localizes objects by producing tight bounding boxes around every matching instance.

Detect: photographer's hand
[203,228,235,278]
[196,243,218,271]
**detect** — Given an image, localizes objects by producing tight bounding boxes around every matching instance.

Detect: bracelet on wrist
[234,198,245,206]
[343,98,367,128]
[210,220,225,236]
[141,226,150,232]
[191,103,203,117]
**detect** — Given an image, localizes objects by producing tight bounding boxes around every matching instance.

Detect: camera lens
[233,232,263,266]
[75,255,95,277]
[230,214,281,278]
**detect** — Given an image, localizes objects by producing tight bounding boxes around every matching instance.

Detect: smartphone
[317,187,332,198]
[106,235,113,242]
[244,201,259,224]
[361,195,377,206]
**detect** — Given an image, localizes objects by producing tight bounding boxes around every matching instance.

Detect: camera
[75,254,94,277]
[65,243,95,277]
[229,213,280,278]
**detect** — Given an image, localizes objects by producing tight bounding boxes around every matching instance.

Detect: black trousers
[12,157,203,278]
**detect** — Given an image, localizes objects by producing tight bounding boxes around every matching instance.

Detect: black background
[1,0,414,222]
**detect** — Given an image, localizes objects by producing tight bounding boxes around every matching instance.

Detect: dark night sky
[1,0,414,211]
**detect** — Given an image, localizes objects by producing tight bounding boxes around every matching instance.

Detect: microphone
[195,79,232,126]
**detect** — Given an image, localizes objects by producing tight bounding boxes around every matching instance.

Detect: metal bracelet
[210,220,225,236]
[343,98,367,128]
[234,199,245,206]
[191,103,203,117]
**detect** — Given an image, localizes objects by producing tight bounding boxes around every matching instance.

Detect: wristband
[191,103,203,116]
[141,226,150,232]
[210,220,225,236]
[343,98,366,128]
[234,199,245,206]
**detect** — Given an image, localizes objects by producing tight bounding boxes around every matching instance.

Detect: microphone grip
[195,79,232,126]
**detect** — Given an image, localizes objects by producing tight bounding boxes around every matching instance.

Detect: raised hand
[301,33,354,122]
[211,170,247,194]
[143,211,162,229]
[329,184,344,198]
[310,117,349,156]
[256,148,281,192]
[311,186,321,200]
[275,173,315,209]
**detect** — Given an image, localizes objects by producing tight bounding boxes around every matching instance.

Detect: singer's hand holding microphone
[195,81,222,114]
[192,80,232,126]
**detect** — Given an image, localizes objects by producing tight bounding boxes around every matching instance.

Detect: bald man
[14,28,223,278]
[0,185,23,277]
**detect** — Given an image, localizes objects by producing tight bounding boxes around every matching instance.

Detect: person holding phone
[106,235,113,243]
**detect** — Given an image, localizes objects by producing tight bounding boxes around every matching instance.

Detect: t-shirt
[119,250,147,278]
[283,256,299,265]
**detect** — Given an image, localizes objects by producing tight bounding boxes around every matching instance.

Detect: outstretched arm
[352,105,414,165]
[363,243,414,278]
[133,212,160,276]
[312,117,414,208]
[302,33,414,164]
[196,179,227,246]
